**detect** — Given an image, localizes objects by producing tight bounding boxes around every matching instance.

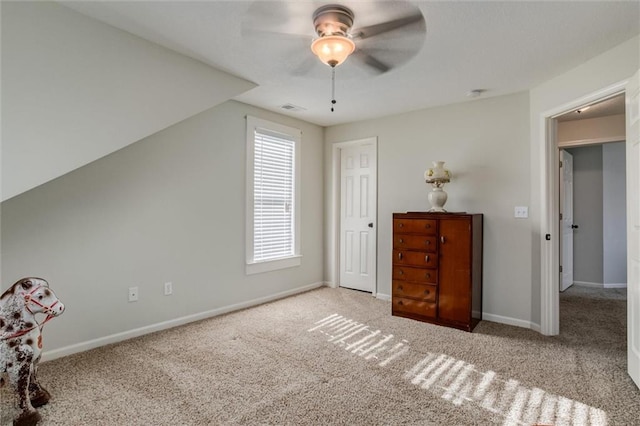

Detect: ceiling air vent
[280,103,306,112]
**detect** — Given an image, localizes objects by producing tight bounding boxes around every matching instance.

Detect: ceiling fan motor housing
[313,5,354,37]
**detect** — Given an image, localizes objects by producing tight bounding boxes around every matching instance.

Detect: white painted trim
[482,313,539,330]
[330,137,378,294]
[572,281,627,289]
[376,293,391,301]
[557,135,625,148]
[573,281,603,288]
[530,322,542,334]
[41,282,324,362]
[604,283,627,289]
[540,80,628,336]
[246,255,302,275]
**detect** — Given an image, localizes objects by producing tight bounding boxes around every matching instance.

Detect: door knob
[571,224,579,229]
[368,222,374,228]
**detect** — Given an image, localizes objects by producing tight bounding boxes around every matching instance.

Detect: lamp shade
[311,35,355,67]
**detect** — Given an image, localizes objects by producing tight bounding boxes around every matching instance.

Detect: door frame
[540,80,627,335]
[329,137,379,296]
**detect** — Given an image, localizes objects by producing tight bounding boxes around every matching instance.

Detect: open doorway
[554,94,627,338]
[556,94,627,293]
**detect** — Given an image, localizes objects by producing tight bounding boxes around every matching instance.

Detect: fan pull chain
[331,67,336,112]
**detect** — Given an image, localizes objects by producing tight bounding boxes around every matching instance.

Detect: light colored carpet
[1,285,638,425]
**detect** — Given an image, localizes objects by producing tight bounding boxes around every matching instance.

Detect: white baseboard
[41,282,325,362]
[604,283,627,289]
[481,313,537,330]
[573,281,603,288]
[375,293,391,301]
[571,281,627,289]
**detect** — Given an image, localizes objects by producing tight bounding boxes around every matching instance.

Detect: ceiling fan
[243,1,426,76]
[242,1,425,111]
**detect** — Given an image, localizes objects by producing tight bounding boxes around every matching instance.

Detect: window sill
[246,255,302,275]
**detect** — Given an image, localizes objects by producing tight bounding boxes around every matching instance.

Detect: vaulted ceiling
[2,1,639,201]
[62,1,640,126]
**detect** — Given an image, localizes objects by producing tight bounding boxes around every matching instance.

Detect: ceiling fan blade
[351,50,391,74]
[351,12,424,40]
[291,55,320,76]
[241,28,311,43]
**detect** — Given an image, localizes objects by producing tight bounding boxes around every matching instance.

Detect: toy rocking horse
[1,277,65,426]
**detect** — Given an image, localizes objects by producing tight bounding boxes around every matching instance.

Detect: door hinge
[560,265,563,273]
[559,160,563,168]
[559,213,563,220]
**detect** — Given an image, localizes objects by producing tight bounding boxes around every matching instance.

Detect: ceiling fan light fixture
[311,35,355,67]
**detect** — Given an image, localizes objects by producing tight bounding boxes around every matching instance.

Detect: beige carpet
[1,285,638,425]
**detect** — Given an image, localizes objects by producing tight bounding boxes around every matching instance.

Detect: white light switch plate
[514,206,528,218]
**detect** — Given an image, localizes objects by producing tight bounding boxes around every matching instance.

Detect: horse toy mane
[1,277,65,426]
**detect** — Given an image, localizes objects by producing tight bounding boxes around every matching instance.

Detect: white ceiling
[61,1,640,127]
[556,93,625,122]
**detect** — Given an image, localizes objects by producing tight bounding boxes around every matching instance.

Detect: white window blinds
[252,127,296,262]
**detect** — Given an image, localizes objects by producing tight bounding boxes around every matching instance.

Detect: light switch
[514,206,528,218]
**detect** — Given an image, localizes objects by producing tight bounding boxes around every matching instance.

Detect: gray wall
[2,1,255,201]
[603,142,627,285]
[1,100,325,356]
[566,146,604,284]
[326,92,533,327]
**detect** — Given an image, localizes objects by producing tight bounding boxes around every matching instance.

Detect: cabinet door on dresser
[437,218,472,325]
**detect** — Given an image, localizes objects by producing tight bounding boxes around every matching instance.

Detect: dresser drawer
[393,250,437,268]
[393,266,437,284]
[393,234,437,251]
[392,297,436,318]
[394,219,437,235]
[392,281,436,302]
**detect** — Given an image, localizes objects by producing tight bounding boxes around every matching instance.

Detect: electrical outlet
[164,282,173,296]
[514,206,529,219]
[128,286,139,302]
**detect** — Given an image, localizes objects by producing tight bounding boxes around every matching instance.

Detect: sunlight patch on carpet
[308,313,409,366]
[309,314,608,426]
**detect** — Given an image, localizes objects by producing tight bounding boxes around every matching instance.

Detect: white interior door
[626,69,640,389]
[339,142,377,293]
[560,150,574,292]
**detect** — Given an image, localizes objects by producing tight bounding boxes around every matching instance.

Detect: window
[246,116,301,274]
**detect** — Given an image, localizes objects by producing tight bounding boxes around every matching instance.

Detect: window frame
[245,115,302,275]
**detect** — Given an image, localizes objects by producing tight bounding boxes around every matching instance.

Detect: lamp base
[428,187,448,212]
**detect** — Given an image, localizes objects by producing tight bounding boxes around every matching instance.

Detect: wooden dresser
[392,212,483,332]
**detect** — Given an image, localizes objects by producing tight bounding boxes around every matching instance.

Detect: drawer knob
[399,238,404,243]
[398,300,404,306]
[425,224,430,229]
[425,273,430,278]
[398,252,403,260]
[425,240,430,245]
[398,285,403,291]
[441,236,446,244]
[425,255,430,263]
[398,270,404,275]
[424,289,430,295]
[399,223,404,228]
